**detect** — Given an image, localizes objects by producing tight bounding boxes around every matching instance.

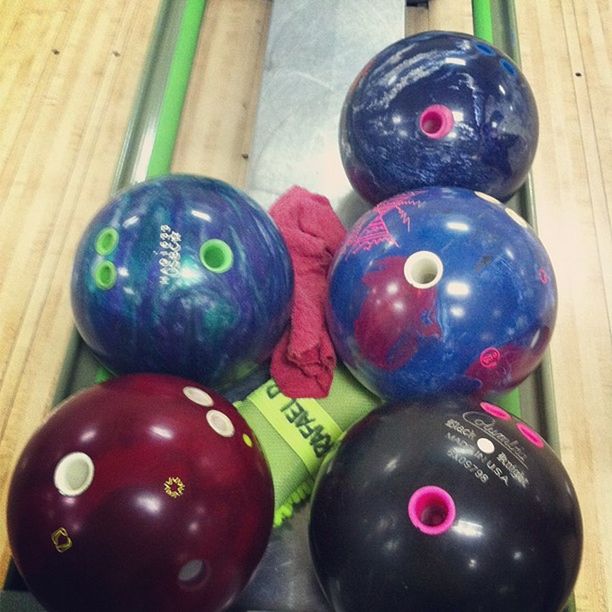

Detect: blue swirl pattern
[71,175,293,391]
[340,31,539,203]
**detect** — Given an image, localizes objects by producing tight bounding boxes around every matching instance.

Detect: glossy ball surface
[326,187,557,401]
[71,174,293,391]
[340,31,538,203]
[309,397,582,612]
[7,374,274,612]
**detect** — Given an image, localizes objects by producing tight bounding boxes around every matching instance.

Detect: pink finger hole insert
[516,422,545,448]
[480,401,511,421]
[419,104,454,139]
[408,486,456,535]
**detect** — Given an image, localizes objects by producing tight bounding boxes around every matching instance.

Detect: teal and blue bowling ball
[340,31,539,204]
[309,397,582,612]
[71,175,293,391]
[326,187,557,401]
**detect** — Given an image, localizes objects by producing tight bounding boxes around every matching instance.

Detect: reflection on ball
[309,396,582,612]
[7,374,274,612]
[71,174,293,391]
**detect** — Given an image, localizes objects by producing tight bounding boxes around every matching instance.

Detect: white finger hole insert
[183,386,214,407]
[477,438,495,454]
[178,559,207,585]
[404,251,444,289]
[54,452,95,497]
[206,410,235,437]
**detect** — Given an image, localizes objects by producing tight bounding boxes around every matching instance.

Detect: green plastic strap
[147,0,207,178]
[93,0,206,384]
[471,0,521,419]
[487,387,521,420]
[246,381,343,477]
[94,367,113,384]
[471,0,494,42]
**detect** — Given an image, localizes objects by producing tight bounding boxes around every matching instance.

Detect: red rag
[269,186,347,398]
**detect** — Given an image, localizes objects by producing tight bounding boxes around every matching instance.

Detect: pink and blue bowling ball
[71,174,293,391]
[326,187,557,401]
[340,31,538,204]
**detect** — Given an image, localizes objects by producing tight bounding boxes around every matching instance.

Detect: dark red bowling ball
[6,374,274,612]
[309,397,582,612]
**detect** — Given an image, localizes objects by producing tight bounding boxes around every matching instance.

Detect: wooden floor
[0,1,609,610]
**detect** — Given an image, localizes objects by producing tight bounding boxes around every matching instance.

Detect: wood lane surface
[0,2,610,611]
[515,2,612,609]
[173,0,272,186]
[0,0,161,581]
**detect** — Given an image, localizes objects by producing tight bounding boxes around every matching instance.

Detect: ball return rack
[1,2,575,610]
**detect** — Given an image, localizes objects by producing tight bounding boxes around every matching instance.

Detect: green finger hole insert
[200,239,234,274]
[95,228,119,256]
[94,261,117,290]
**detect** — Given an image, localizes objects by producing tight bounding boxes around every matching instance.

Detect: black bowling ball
[309,397,582,612]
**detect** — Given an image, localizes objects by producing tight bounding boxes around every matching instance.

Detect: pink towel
[269,186,347,398]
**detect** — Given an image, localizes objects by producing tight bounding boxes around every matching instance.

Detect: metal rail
[2,0,206,604]
[2,2,573,611]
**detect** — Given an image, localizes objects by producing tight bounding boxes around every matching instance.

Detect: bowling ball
[326,187,557,401]
[6,374,274,612]
[71,174,293,391]
[309,397,582,612]
[340,31,538,204]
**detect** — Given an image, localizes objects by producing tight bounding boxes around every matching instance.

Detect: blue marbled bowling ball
[71,174,293,391]
[340,31,539,204]
[326,187,557,401]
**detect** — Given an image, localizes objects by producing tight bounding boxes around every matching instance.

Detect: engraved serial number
[159,224,182,284]
[447,448,489,484]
